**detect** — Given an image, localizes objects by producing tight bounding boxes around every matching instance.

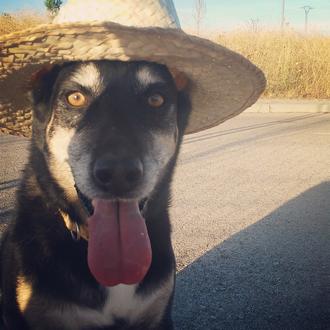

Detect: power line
[301,5,314,34]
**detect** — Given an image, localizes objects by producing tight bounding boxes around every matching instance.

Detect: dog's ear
[169,68,189,91]
[30,64,62,125]
[177,91,192,136]
[30,64,61,106]
[168,68,191,135]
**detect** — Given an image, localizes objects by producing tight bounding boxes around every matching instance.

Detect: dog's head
[31,60,191,286]
[32,60,190,204]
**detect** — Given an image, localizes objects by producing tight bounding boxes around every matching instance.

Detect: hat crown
[54,0,181,29]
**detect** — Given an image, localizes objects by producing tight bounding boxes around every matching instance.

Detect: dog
[0,60,191,329]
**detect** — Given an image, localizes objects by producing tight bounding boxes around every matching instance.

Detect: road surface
[1,113,330,329]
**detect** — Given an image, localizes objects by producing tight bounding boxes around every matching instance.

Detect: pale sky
[1,0,329,33]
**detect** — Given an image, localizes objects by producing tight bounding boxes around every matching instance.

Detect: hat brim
[0,21,266,137]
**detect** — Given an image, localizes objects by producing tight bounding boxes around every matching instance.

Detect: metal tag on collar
[70,222,81,241]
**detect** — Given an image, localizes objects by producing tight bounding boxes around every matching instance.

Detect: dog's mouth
[75,186,152,287]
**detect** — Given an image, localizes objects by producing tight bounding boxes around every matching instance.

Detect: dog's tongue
[87,200,152,287]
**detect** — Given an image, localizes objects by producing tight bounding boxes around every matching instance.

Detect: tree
[194,0,206,36]
[44,0,63,16]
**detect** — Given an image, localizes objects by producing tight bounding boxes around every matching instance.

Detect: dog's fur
[0,61,191,329]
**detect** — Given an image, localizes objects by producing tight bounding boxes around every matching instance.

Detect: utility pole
[248,18,260,33]
[301,5,314,34]
[281,0,286,31]
[194,0,206,36]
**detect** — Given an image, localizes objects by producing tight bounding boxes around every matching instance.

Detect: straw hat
[0,0,266,137]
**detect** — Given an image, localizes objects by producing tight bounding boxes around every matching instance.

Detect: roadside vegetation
[1,12,329,99]
[0,11,48,35]
[217,31,330,99]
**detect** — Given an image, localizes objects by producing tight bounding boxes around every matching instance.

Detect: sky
[1,0,330,33]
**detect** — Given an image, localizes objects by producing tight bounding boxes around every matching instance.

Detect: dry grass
[0,11,48,35]
[216,31,330,99]
[1,13,329,99]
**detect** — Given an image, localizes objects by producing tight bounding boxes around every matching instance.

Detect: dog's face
[32,60,189,205]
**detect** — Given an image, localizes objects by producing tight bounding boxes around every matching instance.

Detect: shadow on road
[0,179,21,191]
[173,182,330,330]
[183,114,325,145]
[180,114,329,165]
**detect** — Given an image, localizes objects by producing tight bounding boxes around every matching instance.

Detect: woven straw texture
[0,0,266,137]
[54,0,180,28]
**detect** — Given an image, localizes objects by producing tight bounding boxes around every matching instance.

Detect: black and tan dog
[0,60,191,329]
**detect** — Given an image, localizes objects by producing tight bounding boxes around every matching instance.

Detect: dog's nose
[93,155,143,193]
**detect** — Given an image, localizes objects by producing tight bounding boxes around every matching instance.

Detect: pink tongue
[87,199,152,287]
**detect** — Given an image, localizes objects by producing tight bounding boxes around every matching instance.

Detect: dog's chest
[73,285,145,327]
[104,284,148,321]
[58,277,174,329]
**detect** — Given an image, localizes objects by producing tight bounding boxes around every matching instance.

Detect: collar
[59,209,89,241]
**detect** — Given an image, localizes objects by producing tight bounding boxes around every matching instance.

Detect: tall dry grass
[217,31,330,99]
[0,11,48,35]
[1,13,329,99]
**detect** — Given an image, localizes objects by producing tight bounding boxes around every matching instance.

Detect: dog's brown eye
[148,94,164,108]
[66,92,87,107]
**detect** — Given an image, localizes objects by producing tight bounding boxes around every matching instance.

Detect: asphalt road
[1,113,330,329]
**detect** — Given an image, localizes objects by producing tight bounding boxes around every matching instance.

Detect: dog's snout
[93,155,143,193]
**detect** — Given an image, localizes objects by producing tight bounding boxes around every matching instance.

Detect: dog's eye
[66,92,87,107]
[148,94,164,108]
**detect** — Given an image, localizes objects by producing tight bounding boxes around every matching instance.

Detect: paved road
[1,113,330,329]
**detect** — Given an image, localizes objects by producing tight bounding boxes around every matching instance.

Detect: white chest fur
[104,284,149,321]
[51,274,174,330]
